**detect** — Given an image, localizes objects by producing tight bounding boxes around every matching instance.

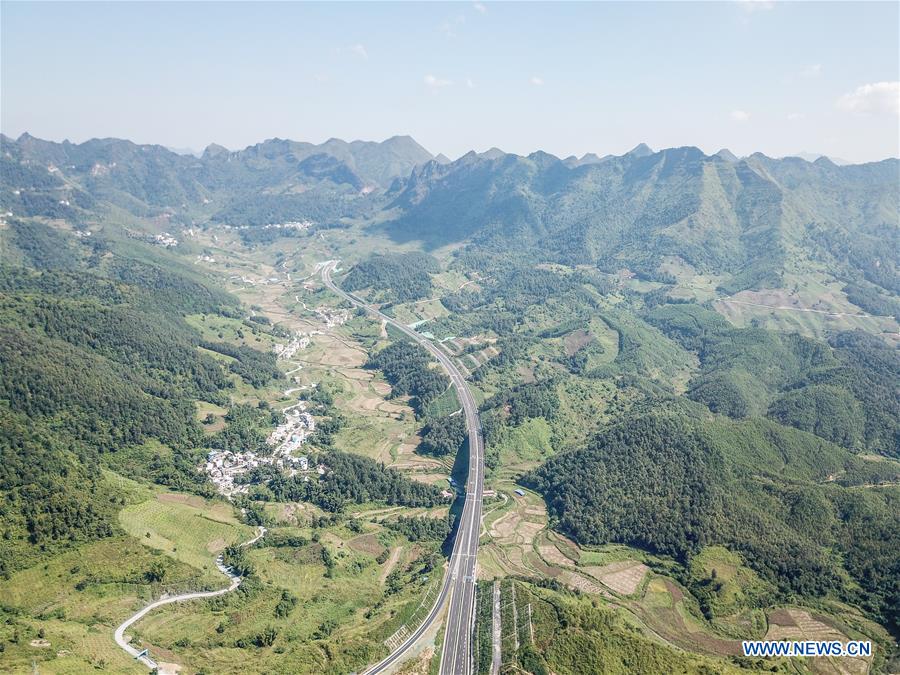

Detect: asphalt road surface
[113,526,266,670]
[322,261,484,675]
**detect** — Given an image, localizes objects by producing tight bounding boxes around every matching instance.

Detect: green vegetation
[418,413,467,457]
[0,535,203,673]
[2,131,899,669]
[525,413,900,630]
[200,340,280,387]
[647,303,899,456]
[385,515,451,542]
[0,222,279,576]
[385,145,898,302]
[0,410,117,573]
[343,251,440,302]
[119,494,252,577]
[365,340,449,416]
[474,579,750,674]
[843,282,900,320]
[266,450,444,512]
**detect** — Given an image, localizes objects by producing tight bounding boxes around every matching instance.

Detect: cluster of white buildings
[226,274,284,286]
[315,305,348,328]
[153,232,178,247]
[222,219,314,232]
[90,162,115,177]
[267,402,316,455]
[273,332,313,360]
[204,399,318,497]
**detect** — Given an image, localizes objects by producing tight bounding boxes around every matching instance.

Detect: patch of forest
[263,451,444,512]
[525,413,900,631]
[364,340,449,416]
[343,251,439,302]
[646,303,900,456]
[0,227,280,575]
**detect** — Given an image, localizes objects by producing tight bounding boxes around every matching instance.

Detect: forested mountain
[645,303,900,455]
[0,219,280,574]
[1,133,434,227]
[2,132,898,662]
[525,413,900,631]
[4,133,897,300]
[383,146,899,294]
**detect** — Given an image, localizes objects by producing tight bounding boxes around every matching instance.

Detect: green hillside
[0,223,282,575]
[1,132,898,668]
[383,147,899,297]
[525,413,900,631]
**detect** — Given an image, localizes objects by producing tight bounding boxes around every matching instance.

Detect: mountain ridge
[3,133,897,299]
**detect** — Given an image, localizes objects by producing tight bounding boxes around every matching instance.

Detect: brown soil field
[584,561,649,596]
[517,521,543,545]
[560,571,611,597]
[766,609,872,675]
[489,511,519,540]
[349,533,386,557]
[563,329,594,356]
[537,544,573,567]
[628,578,742,657]
[157,493,207,508]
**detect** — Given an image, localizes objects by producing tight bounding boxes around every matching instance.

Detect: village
[203,398,321,497]
[272,331,313,360]
[204,330,324,497]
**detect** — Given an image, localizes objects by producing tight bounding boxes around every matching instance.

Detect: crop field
[766,608,874,675]
[583,560,650,596]
[484,579,762,675]
[479,483,554,580]
[714,271,900,345]
[204,251,446,483]
[629,577,743,656]
[472,483,881,671]
[128,519,442,675]
[388,298,449,325]
[119,493,252,580]
[195,399,229,433]
[0,534,205,674]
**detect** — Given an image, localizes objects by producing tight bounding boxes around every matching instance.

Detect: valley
[1,132,898,675]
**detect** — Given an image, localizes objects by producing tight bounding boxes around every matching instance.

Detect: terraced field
[119,493,253,580]
[128,519,442,675]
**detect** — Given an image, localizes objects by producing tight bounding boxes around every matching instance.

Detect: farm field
[714,272,900,345]
[473,477,889,675]
[119,492,253,581]
[127,518,444,674]
[0,533,205,674]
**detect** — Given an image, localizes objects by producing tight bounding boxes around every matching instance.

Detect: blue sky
[2,1,898,162]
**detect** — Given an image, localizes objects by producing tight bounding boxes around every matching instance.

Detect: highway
[321,261,484,675]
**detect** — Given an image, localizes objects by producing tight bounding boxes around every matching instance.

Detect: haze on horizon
[2,1,898,164]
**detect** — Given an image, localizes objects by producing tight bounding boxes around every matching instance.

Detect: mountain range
[2,132,898,299]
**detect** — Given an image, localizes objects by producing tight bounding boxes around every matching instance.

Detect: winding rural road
[113,526,266,670]
[322,260,485,675]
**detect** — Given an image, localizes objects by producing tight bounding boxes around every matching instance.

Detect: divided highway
[321,261,484,675]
